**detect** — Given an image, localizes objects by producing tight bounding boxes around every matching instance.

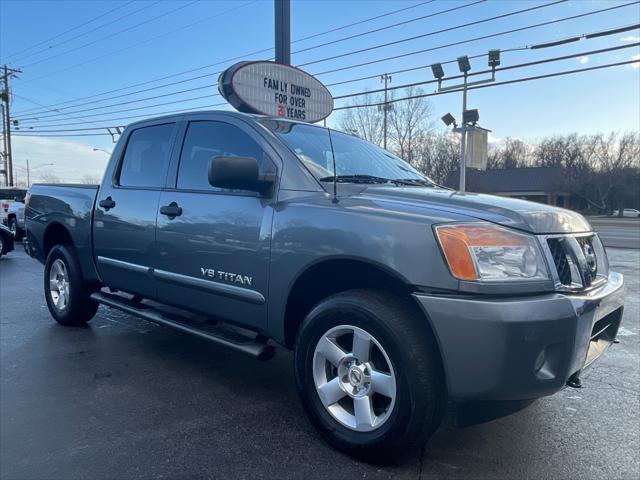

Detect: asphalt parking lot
[1,245,639,480]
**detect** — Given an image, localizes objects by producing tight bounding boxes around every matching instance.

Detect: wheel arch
[282,257,422,348]
[42,222,74,258]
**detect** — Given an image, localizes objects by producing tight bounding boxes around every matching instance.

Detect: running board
[90,292,275,361]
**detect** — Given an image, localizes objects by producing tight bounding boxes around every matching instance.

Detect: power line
[14,104,222,131]
[20,0,200,69]
[18,84,218,121]
[291,0,487,56]
[17,94,222,126]
[20,40,639,131]
[12,1,260,91]
[334,59,639,110]
[293,1,436,45]
[1,0,137,62]
[13,57,639,136]
[298,0,569,68]
[325,22,639,87]
[21,4,636,123]
[10,92,119,130]
[12,2,639,127]
[311,1,640,76]
[10,1,445,116]
[333,42,640,101]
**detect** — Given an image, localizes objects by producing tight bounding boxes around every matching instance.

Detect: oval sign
[218,61,333,123]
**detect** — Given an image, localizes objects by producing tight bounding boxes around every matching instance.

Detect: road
[589,217,640,249]
[1,246,639,480]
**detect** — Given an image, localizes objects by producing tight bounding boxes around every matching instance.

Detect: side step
[90,292,275,361]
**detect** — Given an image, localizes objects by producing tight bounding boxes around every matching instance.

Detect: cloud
[578,56,589,65]
[632,54,640,69]
[12,136,110,184]
[620,36,640,42]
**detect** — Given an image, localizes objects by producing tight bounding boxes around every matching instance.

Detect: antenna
[327,128,338,204]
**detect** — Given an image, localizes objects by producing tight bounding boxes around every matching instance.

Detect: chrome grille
[541,233,608,292]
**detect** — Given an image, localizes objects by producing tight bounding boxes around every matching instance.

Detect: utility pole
[0,103,7,187]
[274,0,290,65]
[26,158,30,188]
[380,74,392,150]
[1,65,22,187]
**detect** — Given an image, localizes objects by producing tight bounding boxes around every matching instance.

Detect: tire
[0,234,4,257]
[8,218,21,240]
[44,244,99,326]
[294,289,446,462]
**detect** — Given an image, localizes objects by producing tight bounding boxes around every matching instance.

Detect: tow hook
[567,372,582,388]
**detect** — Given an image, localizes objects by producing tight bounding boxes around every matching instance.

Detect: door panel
[155,192,272,329]
[154,120,275,330]
[93,122,176,298]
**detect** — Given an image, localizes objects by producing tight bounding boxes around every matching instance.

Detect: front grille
[547,238,572,285]
[543,234,604,291]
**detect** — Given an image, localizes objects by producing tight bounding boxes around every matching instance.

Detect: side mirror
[208,156,275,196]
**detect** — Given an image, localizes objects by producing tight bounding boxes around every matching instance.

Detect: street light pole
[459,73,468,193]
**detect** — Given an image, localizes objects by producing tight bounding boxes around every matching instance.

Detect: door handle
[160,202,182,218]
[98,197,116,210]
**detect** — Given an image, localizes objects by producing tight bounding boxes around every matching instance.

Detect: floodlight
[441,113,457,127]
[488,49,501,68]
[463,109,479,124]
[457,56,471,73]
[431,63,445,79]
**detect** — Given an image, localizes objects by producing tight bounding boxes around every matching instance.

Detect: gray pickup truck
[24,111,624,461]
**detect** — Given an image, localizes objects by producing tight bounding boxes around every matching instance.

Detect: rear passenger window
[119,124,174,188]
[177,121,264,191]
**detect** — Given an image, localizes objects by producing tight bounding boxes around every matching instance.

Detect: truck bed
[25,183,99,281]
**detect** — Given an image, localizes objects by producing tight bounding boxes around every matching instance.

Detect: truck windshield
[262,120,434,186]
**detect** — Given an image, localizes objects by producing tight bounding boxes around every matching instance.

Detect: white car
[612,208,640,218]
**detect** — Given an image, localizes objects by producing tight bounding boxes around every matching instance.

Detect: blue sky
[0,0,639,182]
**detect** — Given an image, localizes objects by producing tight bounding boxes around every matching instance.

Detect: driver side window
[177,121,265,192]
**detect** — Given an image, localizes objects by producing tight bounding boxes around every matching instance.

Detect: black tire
[294,289,446,462]
[8,218,22,240]
[44,244,99,326]
[0,234,4,257]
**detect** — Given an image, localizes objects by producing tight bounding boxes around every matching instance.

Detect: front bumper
[413,271,624,402]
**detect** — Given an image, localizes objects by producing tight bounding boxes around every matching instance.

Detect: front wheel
[294,290,446,462]
[44,245,99,326]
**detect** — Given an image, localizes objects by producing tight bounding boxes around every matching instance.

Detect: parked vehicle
[0,224,15,258]
[612,208,640,218]
[24,112,625,461]
[1,187,27,239]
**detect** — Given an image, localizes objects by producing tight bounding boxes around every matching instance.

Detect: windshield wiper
[391,178,435,187]
[319,174,392,184]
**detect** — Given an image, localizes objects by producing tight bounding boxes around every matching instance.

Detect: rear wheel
[8,218,21,240]
[44,245,99,326]
[0,234,5,257]
[294,289,446,462]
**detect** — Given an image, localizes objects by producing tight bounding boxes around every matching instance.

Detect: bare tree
[591,131,640,213]
[388,87,434,163]
[38,171,62,184]
[339,92,384,145]
[411,132,460,184]
[81,173,102,185]
[487,137,532,169]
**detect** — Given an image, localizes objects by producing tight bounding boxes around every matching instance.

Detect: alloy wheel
[312,325,397,432]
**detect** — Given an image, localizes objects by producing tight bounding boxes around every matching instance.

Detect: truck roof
[126,110,319,130]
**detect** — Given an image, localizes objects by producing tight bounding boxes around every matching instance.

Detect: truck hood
[362,186,591,234]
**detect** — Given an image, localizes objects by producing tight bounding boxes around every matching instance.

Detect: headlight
[434,223,550,282]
